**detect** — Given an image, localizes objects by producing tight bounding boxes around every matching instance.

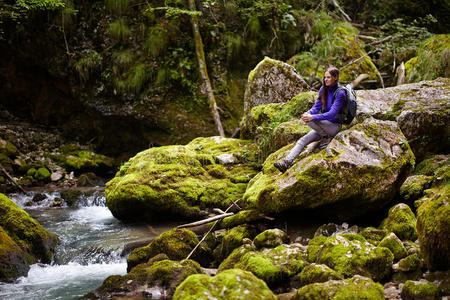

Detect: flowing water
[0,189,176,300]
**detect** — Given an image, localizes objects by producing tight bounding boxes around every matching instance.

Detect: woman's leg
[284,129,321,165]
[307,120,341,137]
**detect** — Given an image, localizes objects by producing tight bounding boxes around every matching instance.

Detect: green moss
[400,175,433,201]
[253,228,289,249]
[380,203,418,241]
[54,149,114,175]
[213,225,257,262]
[74,51,102,83]
[0,139,18,157]
[109,18,131,42]
[306,235,327,262]
[398,254,423,272]
[294,275,385,300]
[401,280,439,300]
[0,226,27,282]
[360,227,389,246]
[298,263,343,286]
[218,244,256,271]
[378,232,408,260]
[416,184,450,271]
[145,25,170,58]
[313,233,394,281]
[34,167,51,181]
[216,210,266,230]
[173,269,276,300]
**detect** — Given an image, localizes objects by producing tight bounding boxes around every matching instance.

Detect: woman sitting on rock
[274,66,345,173]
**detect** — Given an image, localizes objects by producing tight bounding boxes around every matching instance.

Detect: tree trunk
[187,0,225,136]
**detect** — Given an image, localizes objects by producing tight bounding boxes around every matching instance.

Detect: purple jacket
[308,84,345,124]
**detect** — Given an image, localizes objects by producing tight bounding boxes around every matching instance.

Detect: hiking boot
[319,136,332,149]
[274,160,290,173]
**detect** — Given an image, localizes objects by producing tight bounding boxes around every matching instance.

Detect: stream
[0,189,175,300]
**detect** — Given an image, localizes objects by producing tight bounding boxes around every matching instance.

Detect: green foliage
[74,51,102,82]
[115,63,152,94]
[111,50,135,74]
[105,0,129,15]
[145,26,170,57]
[109,18,131,42]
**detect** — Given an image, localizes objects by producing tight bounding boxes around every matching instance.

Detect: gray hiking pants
[284,120,341,164]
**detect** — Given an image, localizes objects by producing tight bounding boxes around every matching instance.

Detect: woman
[274,66,345,173]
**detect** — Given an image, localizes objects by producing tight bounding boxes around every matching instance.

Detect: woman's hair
[321,66,340,109]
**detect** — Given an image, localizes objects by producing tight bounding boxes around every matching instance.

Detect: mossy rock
[0,139,18,157]
[215,210,268,230]
[106,137,259,222]
[219,244,306,287]
[243,57,308,116]
[213,225,258,262]
[401,280,440,300]
[173,268,276,300]
[243,119,415,220]
[0,193,58,282]
[127,228,211,271]
[414,154,450,185]
[217,244,256,272]
[253,228,289,249]
[416,184,450,271]
[405,34,450,83]
[378,232,408,260]
[297,263,343,286]
[397,254,423,272]
[380,203,418,241]
[400,175,433,202]
[293,275,385,300]
[360,227,389,246]
[89,258,203,299]
[34,167,51,181]
[56,150,114,176]
[306,235,328,263]
[311,233,394,281]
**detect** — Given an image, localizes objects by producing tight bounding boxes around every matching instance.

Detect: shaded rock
[295,263,343,287]
[379,233,408,260]
[360,227,389,246]
[293,275,385,300]
[106,137,259,222]
[356,78,450,159]
[215,153,237,165]
[380,203,418,241]
[243,119,415,220]
[77,172,103,187]
[54,150,115,176]
[213,225,258,262]
[424,270,450,297]
[416,184,450,271]
[243,57,308,116]
[173,268,276,300]
[401,279,439,300]
[414,154,449,185]
[308,233,394,281]
[0,193,58,282]
[50,172,63,182]
[218,244,306,287]
[314,223,338,237]
[403,240,420,256]
[32,193,47,203]
[253,228,289,249]
[87,258,203,299]
[400,175,433,202]
[216,210,270,230]
[396,254,423,272]
[127,228,211,272]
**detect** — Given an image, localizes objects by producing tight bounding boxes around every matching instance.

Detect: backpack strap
[332,87,347,122]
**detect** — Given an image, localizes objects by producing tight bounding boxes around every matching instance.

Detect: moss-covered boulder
[416,184,450,271]
[173,268,277,300]
[400,175,433,202]
[0,139,18,157]
[293,275,385,300]
[356,78,450,159]
[0,193,58,282]
[243,57,308,116]
[360,227,389,246]
[219,244,306,287]
[380,203,418,241]
[401,280,440,300]
[106,137,259,221]
[296,263,343,287]
[55,149,114,176]
[243,119,415,220]
[378,232,408,260]
[127,228,211,271]
[414,154,449,185]
[396,254,423,273]
[213,225,258,262]
[405,34,450,83]
[309,233,394,281]
[87,258,203,299]
[253,229,289,249]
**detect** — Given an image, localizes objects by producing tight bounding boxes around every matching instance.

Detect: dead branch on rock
[0,163,27,194]
[178,213,234,229]
[351,74,369,88]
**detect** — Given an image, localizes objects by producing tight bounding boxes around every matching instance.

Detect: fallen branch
[340,49,380,71]
[331,0,351,21]
[367,35,394,47]
[351,74,369,89]
[177,213,233,229]
[185,199,241,260]
[213,208,225,215]
[396,62,406,86]
[0,163,26,194]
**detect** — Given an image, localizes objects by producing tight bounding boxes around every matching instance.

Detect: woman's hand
[301,113,314,122]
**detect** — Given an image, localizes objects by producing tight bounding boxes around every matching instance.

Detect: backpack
[333,84,357,125]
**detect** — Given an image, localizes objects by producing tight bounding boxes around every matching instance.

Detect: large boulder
[243,57,308,116]
[0,193,58,282]
[106,136,259,221]
[416,184,450,271]
[173,269,277,300]
[307,233,394,282]
[293,275,385,300]
[243,119,415,220]
[356,78,450,160]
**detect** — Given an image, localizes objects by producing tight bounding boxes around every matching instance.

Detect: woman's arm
[312,90,346,121]
[308,87,323,115]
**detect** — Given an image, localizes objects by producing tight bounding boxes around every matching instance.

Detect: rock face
[0,193,58,282]
[356,78,450,159]
[243,57,308,116]
[243,119,415,220]
[106,136,259,221]
[173,269,277,300]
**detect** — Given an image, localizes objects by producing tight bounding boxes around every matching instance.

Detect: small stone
[50,172,63,181]
[215,154,237,165]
